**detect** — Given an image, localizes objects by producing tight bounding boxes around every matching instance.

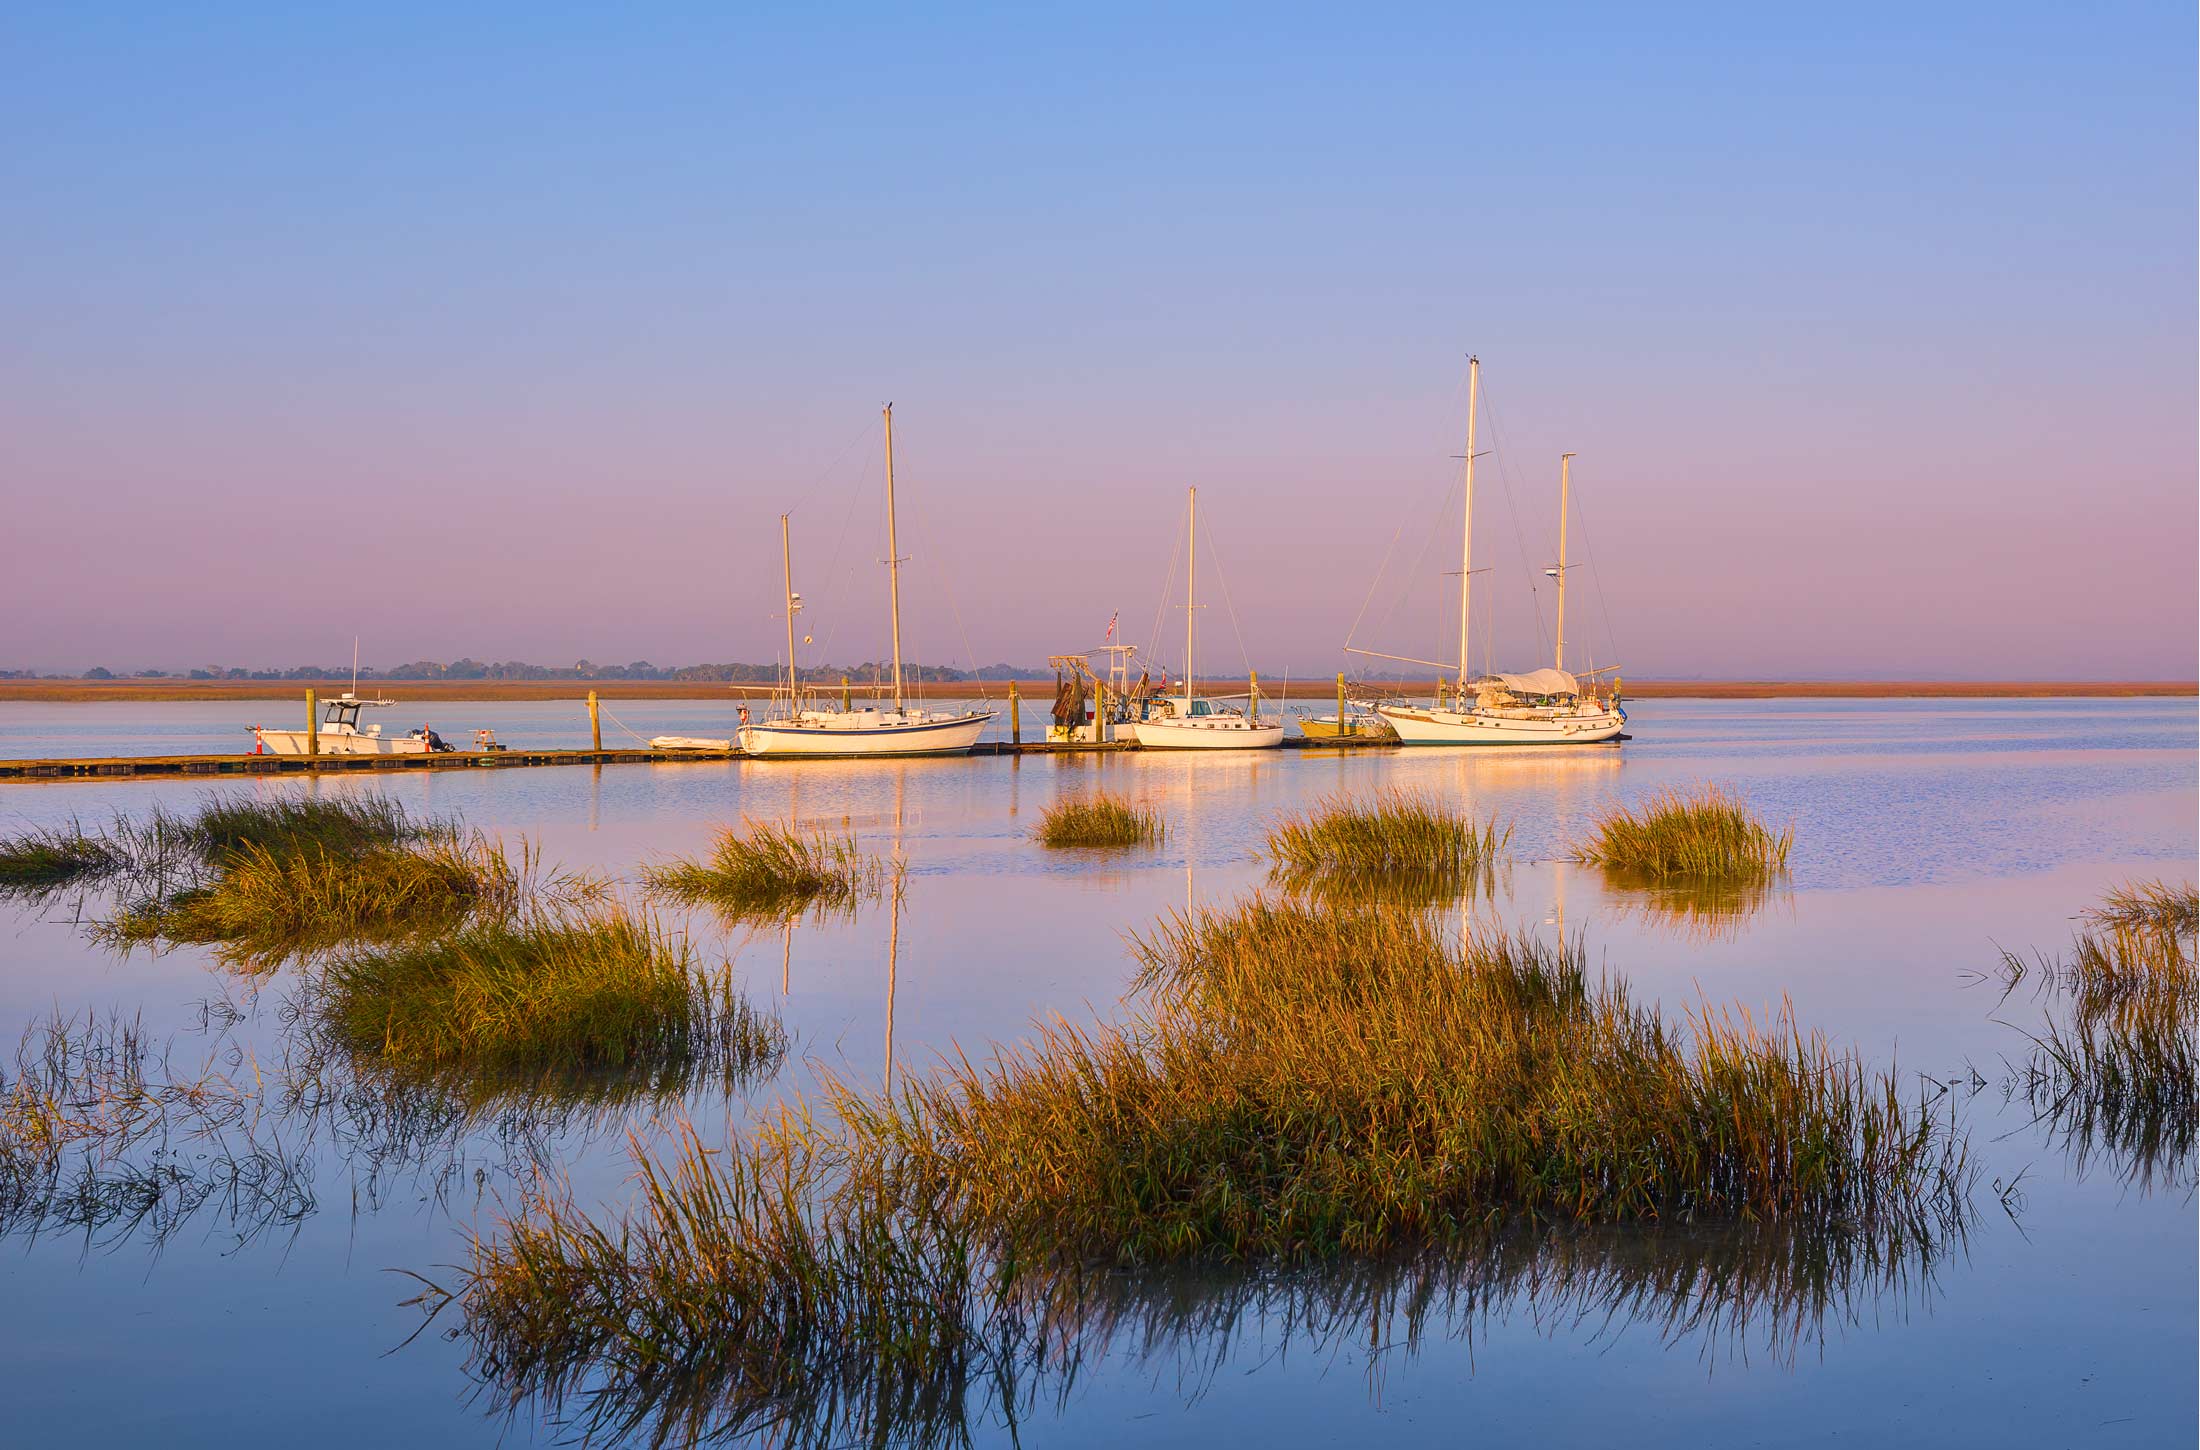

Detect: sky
[3,2,2193,681]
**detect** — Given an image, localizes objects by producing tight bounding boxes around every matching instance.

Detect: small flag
[1106,611,1117,640]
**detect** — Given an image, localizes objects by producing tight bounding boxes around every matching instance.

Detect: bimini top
[1488,668,1580,697]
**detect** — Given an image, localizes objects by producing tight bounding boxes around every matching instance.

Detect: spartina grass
[2083,879,2198,939]
[318,909,786,1078]
[96,832,524,965]
[644,819,885,920]
[1035,794,1165,849]
[1601,875,1793,944]
[1570,784,1792,881]
[0,822,123,893]
[187,791,420,862]
[1265,790,1510,902]
[1996,880,2196,1188]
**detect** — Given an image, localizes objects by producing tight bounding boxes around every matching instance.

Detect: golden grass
[1034,794,1164,849]
[644,820,885,921]
[1570,784,1792,880]
[318,910,785,1078]
[1266,790,1509,900]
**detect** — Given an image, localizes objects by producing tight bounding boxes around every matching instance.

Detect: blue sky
[3,3,2192,678]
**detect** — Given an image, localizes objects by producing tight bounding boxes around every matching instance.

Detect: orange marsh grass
[1571,784,1793,880]
[1034,794,1164,849]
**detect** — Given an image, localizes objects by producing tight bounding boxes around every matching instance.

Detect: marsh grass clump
[1035,794,1165,849]
[1266,791,1510,900]
[430,896,1974,1445]
[318,910,786,1079]
[1604,875,1792,944]
[644,820,885,920]
[879,896,1964,1263]
[98,833,523,965]
[187,793,419,863]
[1571,784,1792,881]
[0,823,123,893]
[1996,880,2197,1187]
[423,1119,1005,1448]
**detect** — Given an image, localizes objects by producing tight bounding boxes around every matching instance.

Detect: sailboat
[1124,487,1284,750]
[1362,358,1628,746]
[737,406,994,758]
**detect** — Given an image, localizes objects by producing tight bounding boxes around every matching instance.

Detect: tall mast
[1185,486,1197,706]
[1555,452,1573,673]
[882,404,906,712]
[1457,356,1480,692]
[780,513,798,704]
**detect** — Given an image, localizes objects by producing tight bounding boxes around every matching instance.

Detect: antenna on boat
[1185,486,1197,708]
[350,636,359,697]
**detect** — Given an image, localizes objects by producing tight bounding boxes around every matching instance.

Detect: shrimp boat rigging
[1123,487,1284,750]
[737,405,994,758]
[1354,357,1627,746]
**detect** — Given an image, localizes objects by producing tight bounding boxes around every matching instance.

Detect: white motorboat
[1354,358,1628,747]
[649,735,735,752]
[1122,487,1283,751]
[254,693,434,756]
[739,405,994,759]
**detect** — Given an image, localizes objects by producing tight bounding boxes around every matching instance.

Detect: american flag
[1105,611,1117,640]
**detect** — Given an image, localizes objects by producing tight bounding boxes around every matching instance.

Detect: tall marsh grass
[1570,784,1792,880]
[1266,791,1510,900]
[432,891,1974,1445]
[0,823,123,892]
[644,820,885,920]
[101,834,522,963]
[319,910,786,1079]
[1035,794,1164,849]
[1997,879,2196,1187]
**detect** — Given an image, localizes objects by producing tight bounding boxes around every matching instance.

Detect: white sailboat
[738,405,994,758]
[1125,487,1284,751]
[1362,358,1627,746]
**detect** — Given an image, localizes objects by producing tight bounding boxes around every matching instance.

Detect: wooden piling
[1008,680,1021,746]
[305,689,318,756]
[841,675,851,711]
[1249,670,1259,726]
[1337,672,1347,737]
[587,691,601,752]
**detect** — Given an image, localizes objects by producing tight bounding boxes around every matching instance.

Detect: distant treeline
[1,659,1057,683]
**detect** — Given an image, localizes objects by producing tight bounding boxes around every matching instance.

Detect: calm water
[0,698,2192,1446]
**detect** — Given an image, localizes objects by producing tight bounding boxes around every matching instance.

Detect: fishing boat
[738,406,994,758]
[253,693,437,755]
[1044,645,1161,744]
[1297,701,1398,743]
[251,643,451,754]
[1124,487,1284,751]
[1355,359,1627,747]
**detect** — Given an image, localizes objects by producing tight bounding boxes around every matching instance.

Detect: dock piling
[305,689,318,756]
[1008,680,1020,746]
[587,691,601,752]
[1337,672,1346,736]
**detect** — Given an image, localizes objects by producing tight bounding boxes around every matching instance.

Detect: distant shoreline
[0,679,2190,704]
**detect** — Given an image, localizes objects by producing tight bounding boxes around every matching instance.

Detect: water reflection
[474,1215,1963,1450]
[1591,866,1795,943]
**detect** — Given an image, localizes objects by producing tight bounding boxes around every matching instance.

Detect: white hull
[650,736,734,752]
[1376,704,1625,746]
[1126,718,1285,750]
[255,728,427,756]
[739,709,991,758]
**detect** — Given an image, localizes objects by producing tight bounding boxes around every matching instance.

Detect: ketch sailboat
[1124,487,1284,750]
[1361,358,1627,746]
[737,406,994,758]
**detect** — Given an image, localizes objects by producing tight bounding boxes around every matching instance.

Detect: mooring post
[1337,672,1347,738]
[305,689,318,756]
[588,691,601,753]
[1249,670,1259,726]
[1095,680,1108,745]
[841,675,851,711]
[1008,680,1021,747]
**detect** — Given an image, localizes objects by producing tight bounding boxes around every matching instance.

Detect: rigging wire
[900,447,987,687]
[1475,378,1555,670]
[1569,478,1625,677]
[1198,517,1257,677]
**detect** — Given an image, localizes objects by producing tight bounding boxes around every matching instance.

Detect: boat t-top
[251,643,452,755]
[1124,487,1284,751]
[737,405,995,758]
[1356,358,1627,747]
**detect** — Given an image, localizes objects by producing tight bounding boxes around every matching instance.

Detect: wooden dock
[0,733,1404,782]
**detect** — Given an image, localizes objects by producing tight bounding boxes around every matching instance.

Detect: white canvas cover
[1489,668,1580,696]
